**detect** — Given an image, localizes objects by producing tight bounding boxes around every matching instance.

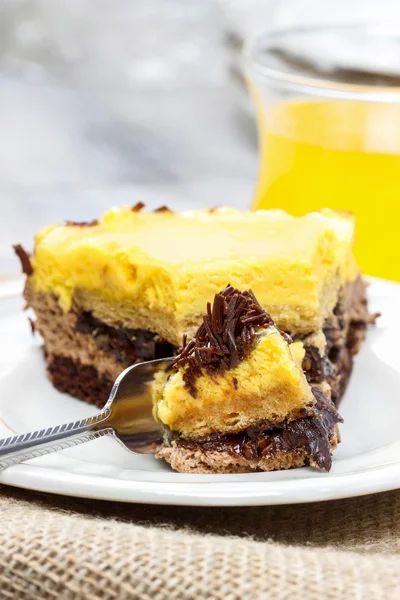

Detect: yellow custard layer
[29,206,358,343]
[153,330,313,437]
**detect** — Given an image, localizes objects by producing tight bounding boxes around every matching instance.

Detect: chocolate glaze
[177,392,342,471]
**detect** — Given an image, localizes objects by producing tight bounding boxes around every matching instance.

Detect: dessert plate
[0,277,399,506]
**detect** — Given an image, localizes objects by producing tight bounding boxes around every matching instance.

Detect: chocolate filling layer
[176,390,342,471]
[75,311,173,366]
[301,277,375,404]
[302,322,364,404]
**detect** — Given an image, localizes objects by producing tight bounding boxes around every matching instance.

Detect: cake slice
[154,285,342,473]
[15,205,375,412]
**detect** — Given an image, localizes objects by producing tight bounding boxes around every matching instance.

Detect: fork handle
[0,408,112,470]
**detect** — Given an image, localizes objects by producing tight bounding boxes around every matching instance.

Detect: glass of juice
[246,24,400,281]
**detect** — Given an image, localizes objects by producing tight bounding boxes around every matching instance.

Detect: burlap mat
[1,486,399,599]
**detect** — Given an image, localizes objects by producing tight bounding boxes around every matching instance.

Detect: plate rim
[0,275,399,506]
[0,460,399,507]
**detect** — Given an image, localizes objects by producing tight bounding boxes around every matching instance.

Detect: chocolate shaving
[65,220,98,227]
[133,203,174,214]
[154,205,173,213]
[13,244,33,276]
[28,318,36,335]
[173,285,282,396]
[131,202,145,212]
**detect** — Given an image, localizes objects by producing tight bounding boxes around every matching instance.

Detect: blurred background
[2,0,400,275]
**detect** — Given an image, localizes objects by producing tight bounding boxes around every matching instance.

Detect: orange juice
[252,99,400,280]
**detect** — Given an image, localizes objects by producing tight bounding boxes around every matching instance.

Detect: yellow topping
[30,206,358,341]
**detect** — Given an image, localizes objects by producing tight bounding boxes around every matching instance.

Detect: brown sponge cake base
[157,427,339,474]
[157,445,308,474]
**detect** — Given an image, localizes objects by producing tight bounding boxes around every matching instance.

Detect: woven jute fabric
[1,486,399,600]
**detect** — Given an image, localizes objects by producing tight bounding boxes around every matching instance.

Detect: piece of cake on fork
[154,284,342,473]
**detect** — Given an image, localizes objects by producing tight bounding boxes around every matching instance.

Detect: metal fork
[0,357,173,470]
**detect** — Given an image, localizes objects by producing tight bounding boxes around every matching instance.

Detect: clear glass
[246,24,400,281]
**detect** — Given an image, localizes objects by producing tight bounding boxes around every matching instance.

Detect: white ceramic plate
[0,277,399,506]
